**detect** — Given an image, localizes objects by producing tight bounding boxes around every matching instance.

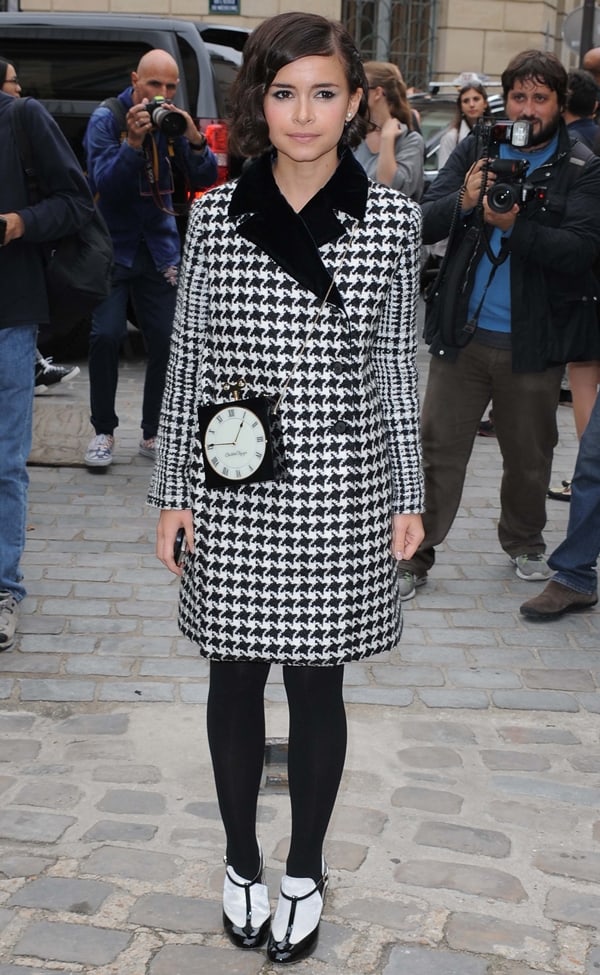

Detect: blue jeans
[549,390,600,594]
[0,324,37,602]
[89,242,177,439]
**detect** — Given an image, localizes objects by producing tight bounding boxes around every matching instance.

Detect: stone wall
[19,0,340,28]
[433,0,582,86]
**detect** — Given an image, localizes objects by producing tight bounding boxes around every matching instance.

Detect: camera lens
[487,182,519,214]
[149,102,187,138]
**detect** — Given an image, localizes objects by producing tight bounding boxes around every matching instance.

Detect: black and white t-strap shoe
[267,862,329,964]
[222,851,271,950]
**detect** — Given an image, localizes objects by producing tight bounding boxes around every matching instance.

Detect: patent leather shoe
[222,853,271,950]
[267,864,328,964]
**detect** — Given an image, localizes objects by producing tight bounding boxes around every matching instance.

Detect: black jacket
[0,92,95,328]
[422,120,600,371]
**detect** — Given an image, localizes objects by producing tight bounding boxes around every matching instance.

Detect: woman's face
[263,54,362,168]
[460,87,487,124]
[1,64,21,97]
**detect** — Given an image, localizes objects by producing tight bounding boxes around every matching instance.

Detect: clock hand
[206,440,236,448]
[232,416,246,445]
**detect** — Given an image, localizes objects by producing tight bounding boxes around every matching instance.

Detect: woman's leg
[206,659,270,878]
[568,361,600,439]
[283,664,347,883]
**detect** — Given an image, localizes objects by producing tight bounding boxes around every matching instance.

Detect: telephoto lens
[147,97,187,137]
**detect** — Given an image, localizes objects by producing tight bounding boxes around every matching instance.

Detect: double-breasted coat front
[148,151,424,665]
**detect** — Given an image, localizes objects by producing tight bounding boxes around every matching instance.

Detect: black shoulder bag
[11,97,114,329]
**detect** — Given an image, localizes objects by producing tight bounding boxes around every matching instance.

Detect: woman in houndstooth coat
[148,12,424,965]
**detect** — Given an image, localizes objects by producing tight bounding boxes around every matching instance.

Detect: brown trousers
[401,337,563,578]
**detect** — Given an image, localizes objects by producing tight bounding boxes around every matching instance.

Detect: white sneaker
[0,592,18,652]
[85,434,114,468]
[511,554,552,581]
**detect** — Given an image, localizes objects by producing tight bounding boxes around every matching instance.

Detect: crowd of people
[2,12,600,964]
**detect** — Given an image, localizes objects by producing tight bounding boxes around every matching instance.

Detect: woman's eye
[316,89,335,99]
[273,90,292,100]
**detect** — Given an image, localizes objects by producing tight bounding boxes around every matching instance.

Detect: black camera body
[473,118,545,214]
[487,158,539,213]
[480,118,532,149]
[146,96,186,137]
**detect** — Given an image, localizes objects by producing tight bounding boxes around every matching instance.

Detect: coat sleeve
[172,137,218,191]
[421,137,475,245]
[84,107,147,203]
[147,199,209,508]
[18,99,95,242]
[506,153,600,274]
[390,130,425,201]
[371,199,424,514]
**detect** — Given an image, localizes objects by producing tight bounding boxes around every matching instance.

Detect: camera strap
[465,231,509,333]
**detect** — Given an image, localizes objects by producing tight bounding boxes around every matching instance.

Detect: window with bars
[342,0,434,91]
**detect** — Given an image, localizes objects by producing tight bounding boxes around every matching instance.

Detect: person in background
[397,49,600,601]
[521,389,599,620]
[83,49,217,470]
[547,67,600,501]
[431,80,497,437]
[353,60,424,200]
[0,76,95,650]
[149,12,423,965]
[563,68,599,149]
[1,58,81,395]
[438,81,493,172]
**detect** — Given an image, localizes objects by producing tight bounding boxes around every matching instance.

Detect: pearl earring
[346,112,353,120]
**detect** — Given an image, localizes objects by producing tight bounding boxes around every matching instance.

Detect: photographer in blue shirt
[83,49,217,469]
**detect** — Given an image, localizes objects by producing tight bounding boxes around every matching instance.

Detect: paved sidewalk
[0,343,598,975]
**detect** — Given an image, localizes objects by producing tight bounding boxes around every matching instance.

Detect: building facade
[13,0,589,89]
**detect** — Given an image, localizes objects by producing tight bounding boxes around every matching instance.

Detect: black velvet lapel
[229,150,368,306]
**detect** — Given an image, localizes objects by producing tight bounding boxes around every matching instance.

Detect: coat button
[332,361,344,375]
[334,420,347,434]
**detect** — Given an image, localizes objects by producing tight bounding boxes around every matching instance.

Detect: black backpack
[11,97,114,329]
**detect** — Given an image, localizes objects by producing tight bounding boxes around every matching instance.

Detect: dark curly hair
[501,50,567,108]
[228,12,368,158]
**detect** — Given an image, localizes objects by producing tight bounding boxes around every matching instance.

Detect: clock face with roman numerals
[203,405,268,481]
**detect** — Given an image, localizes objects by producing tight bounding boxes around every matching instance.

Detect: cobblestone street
[0,338,598,975]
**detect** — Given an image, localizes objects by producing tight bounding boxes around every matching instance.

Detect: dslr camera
[473,118,545,213]
[146,96,186,138]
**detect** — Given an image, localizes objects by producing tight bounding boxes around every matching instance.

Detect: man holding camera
[398,49,600,599]
[83,49,217,469]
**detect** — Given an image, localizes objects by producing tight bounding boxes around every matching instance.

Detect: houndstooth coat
[148,151,423,665]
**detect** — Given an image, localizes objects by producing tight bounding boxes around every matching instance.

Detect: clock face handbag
[197,391,279,489]
[197,230,355,491]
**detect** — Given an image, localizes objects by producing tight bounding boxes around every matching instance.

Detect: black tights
[206,660,347,885]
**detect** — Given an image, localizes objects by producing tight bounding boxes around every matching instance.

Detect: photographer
[397,50,600,600]
[83,49,217,469]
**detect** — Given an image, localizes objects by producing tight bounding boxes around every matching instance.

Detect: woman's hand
[380,116,404,141]
[156,508,194,577]
[391,513,424,562]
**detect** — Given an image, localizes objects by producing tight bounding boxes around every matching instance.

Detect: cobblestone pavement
[0,339,599,975]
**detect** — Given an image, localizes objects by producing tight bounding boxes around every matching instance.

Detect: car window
[4,38,149,102]
[176,37,200,115]
[207,51,239,117]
